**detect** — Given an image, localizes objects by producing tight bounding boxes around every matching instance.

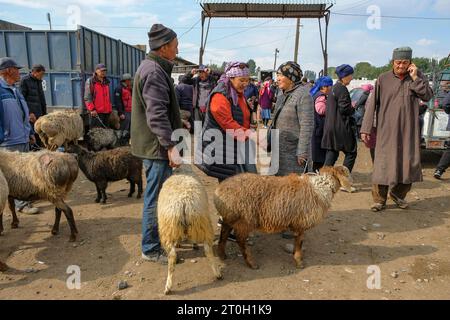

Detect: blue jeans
[141,159,172,255]
[0,143,31,209]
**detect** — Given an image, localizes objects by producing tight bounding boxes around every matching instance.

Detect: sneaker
[141,251,168,265]
[434,169,444,180]
[371,203,386,212]
[389,193,408,209]
[19,205,39,215]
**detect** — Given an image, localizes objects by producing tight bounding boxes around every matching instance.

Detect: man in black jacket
[20,64,47,148]
[434,91,450,179]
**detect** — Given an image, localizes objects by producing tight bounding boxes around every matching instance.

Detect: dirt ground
[1,144,449,300]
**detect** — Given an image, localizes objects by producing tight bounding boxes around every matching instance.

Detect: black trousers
[436,149,450,172]
[324,149,357,173]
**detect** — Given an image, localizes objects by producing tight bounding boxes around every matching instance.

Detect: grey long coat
[361,70,433,186]
[273,84,314,176]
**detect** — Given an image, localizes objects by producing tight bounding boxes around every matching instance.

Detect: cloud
[177,10,198,23]
[416,38,437,46]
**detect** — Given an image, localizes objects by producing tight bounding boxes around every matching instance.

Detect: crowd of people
[1,22,450,266]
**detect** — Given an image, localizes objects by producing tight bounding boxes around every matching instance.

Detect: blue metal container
[0,26,146,109]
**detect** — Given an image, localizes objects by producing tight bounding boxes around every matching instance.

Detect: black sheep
[67,145,143,204]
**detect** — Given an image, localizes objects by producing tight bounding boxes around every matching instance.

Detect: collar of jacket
[283,83,301,95]
[0,77,15,89]
[28,73,41,81]
[92,75,110,85]
[148,52,174,76]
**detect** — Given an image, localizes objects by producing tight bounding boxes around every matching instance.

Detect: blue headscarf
[335,64,354,79]
[310,76,334,97]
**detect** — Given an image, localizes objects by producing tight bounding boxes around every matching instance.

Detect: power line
[178,18,202,39]
[207,18,276,44]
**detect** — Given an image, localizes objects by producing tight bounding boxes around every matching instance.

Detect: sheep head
[319,166,353,192]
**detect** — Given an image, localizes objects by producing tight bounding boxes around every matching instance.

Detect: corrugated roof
[198,0,335,18]
[199,0,335,4]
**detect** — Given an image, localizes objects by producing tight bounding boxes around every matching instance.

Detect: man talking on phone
[360,47,433,212]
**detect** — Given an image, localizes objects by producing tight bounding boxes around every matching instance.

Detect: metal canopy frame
[198,0,334,75]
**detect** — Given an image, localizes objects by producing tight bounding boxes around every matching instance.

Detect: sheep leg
[0,260,8,272]
[127,178,135,198]
[95,184,101,203]
[51,208,62,235]
[293,231,305,269]
[136,178,143,199]
[218,223,233,260]
[164,244,177,295]
[204,242,223,280]
[101,188,107,204]
[235,228,258,270]
[0,210,3,235]
[56,201,78,242]
[8,196,19,229]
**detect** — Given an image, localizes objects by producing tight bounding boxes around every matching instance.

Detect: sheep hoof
[247,262,259,270]
[69,234,77,242]
[296,262,305,269]
[51,229,59,236]
[136,195,142,199]
[216,274,224,280]
[95,199,100,203]
[164,288,171,295]
[11,222,19,229]
[127,193,132,198]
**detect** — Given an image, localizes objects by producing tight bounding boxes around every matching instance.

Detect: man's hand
[191,69,197,75]
[361,133,370,145]
[29,135,36,145]
[120,114,126,120]
[182,119,191,130]
[408,63,418,81]
[168,146,182,168]
[90,110,98,118]
[297,156,307,167]
[29,113,37,123]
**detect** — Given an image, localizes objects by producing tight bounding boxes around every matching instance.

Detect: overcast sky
[1,0,449,74]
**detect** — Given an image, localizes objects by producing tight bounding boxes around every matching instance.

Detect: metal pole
[294,18,300,63]
[273,48,279,70]
[47,13,52,30]
[199,12,205,65]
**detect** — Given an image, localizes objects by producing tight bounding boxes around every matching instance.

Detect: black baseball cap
[0,57,23,70]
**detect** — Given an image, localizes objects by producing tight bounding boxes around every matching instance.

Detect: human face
[96,68,107,79]
[32,70,45,80]
[199,71,208,81]
[276,73,294,91]
[321,86,332,95]
[340,74,353,86]
[393,59,411,76]
[160,38,179,62]
[230,76,250,94]
[2,67,21,84]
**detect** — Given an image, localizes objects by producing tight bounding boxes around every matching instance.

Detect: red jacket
[84,77,112,114]
[121,86,132,113]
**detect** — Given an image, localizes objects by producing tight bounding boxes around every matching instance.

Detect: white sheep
[0,168,9,272]
[34,110,84,151]
[157,165,223,295]
[214,166,353,269]
[0,150,79,242]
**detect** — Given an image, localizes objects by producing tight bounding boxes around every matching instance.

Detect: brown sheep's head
[319,166,353,192]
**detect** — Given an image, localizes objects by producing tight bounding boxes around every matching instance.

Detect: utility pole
[294,18,304,63]
[273,48,279,70]
[47,13,52,30]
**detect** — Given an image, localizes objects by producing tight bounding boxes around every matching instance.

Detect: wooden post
[294,18,300,63]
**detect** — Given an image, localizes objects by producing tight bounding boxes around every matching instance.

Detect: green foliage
[247,59,257,76]
[304,70,317,81]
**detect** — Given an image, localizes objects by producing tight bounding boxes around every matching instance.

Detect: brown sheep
[214,166,352,269]
[0,150,79,242]
[34,110,84,151]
